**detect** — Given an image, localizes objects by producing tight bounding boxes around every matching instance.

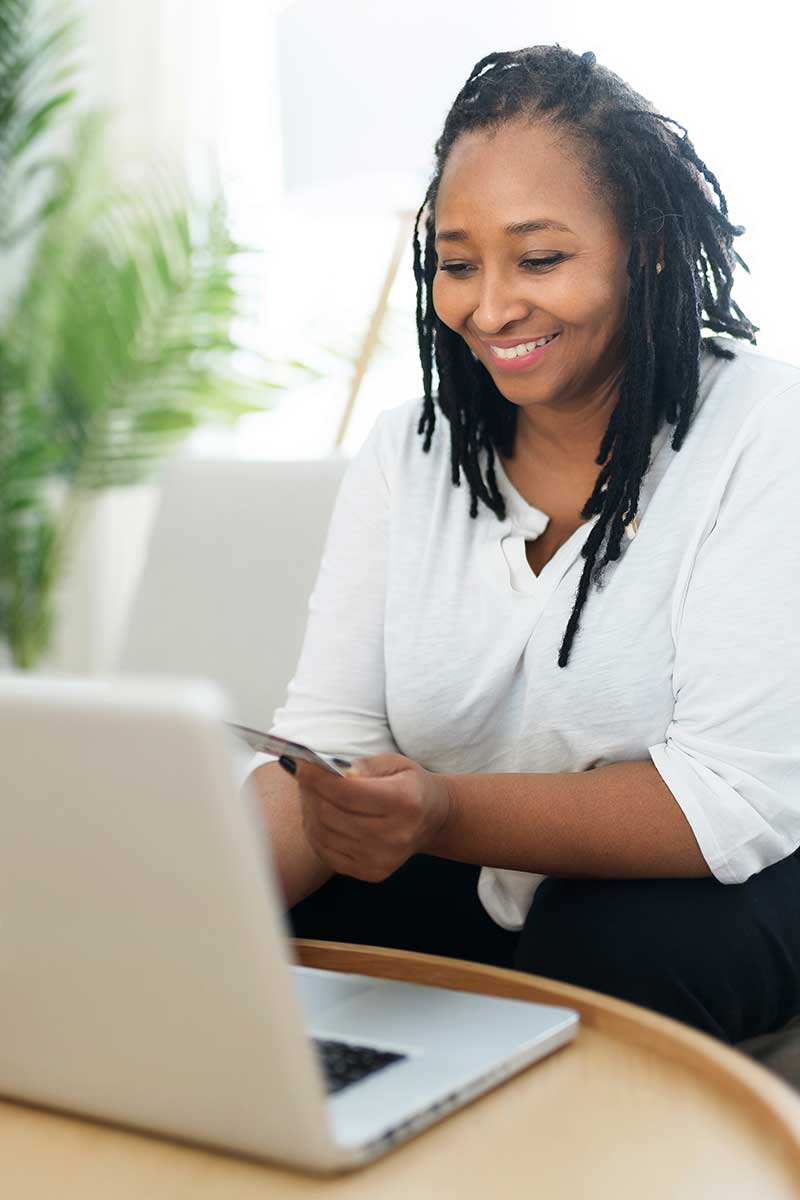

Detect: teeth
[490,333,558,359]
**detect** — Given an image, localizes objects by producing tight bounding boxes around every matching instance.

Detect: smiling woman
[412,43,757,669]
[256,43,800,1052]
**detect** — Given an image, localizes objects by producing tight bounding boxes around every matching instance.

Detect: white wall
[196,0,799,472]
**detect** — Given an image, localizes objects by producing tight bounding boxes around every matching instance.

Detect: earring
[655,261,663,275]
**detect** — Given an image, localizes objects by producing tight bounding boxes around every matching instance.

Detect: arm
[244,410,398,908]
[250,761,336,909]
[426,758,711,878]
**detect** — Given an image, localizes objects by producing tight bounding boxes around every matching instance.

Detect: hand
[287,753,453,883]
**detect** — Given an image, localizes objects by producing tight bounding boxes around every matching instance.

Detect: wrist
[424,773,457,855]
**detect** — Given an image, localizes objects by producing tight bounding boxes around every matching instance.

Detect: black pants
[289,849,800,1045]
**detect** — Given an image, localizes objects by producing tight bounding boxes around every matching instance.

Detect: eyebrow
[435,218,574,243]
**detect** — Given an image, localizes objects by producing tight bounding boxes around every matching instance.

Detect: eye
[437,255,564,275]
[521,255,564,271]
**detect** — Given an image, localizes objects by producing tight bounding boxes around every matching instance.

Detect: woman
[248,45,800,1046]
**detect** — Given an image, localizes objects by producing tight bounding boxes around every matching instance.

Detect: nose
[469,270,530,337]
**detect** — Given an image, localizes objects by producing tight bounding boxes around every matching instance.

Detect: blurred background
[1,0,795,708]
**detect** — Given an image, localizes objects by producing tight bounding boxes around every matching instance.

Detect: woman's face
[432,118,639,438]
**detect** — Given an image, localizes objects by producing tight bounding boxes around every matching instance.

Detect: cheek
[556,273,620,328]
[587,260,630,317]
[584,280,627,334]
[431,273,445,316]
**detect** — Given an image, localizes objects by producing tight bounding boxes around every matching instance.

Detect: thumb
[345,752,411,779]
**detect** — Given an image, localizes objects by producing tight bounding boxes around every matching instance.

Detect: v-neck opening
[521,521,595,582]
[503,518,597,593]
[491,453,597,590]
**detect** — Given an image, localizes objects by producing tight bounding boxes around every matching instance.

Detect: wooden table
[5,938,800,1198]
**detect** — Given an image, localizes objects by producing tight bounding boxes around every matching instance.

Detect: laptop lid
[0,672,349,1171]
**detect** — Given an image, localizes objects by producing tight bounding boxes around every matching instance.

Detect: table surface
[5,938,800,1199]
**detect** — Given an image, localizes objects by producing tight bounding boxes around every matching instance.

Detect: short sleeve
[648,383,800,883]
[237,751,275,789]
[266,409,400,761]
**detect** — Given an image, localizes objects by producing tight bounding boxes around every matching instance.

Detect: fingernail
[278,755,297,775]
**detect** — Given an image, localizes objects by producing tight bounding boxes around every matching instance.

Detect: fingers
[300,791,399,882]
[301,813,361,874]
[296,762,389,817]
[309,793,365,842]
[300,791,360,855]
[293,759,419,884]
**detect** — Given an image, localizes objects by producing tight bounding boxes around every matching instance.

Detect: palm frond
[0,0,83,241]
[0,0,318,667]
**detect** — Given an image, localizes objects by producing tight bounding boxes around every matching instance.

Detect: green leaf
[132,408,197,433]
[9,88,77,158]
[0,0,324,665]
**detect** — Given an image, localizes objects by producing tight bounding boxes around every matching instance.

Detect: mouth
[484,332,562,373]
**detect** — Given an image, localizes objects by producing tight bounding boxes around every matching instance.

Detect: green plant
[0,0,304,668]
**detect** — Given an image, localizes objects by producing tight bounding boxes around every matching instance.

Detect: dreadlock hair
[412,44,758,668]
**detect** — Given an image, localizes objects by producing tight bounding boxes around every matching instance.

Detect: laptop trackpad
[291,965,378,1021]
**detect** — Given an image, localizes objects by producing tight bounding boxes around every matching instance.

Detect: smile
[485,332,562,372]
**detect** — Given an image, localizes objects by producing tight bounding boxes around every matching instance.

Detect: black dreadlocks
[412,44,758,668]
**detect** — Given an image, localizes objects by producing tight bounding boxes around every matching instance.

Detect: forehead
[435,121,605,237]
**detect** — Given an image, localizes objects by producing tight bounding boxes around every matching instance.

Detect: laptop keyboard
[313,1037,407,1095]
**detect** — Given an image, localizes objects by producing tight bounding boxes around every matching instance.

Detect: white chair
[114,454,350,730]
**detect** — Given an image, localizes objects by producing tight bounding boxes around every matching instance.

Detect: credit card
[224,722,353,777]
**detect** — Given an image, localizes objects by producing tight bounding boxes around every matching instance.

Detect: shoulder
[687,340,800,463]
[699,339,800,423]
[367,395,449,485]
[373,395,434,444]
[684,343,800,525]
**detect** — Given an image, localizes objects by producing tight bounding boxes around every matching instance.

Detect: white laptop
[0,672,579,1175]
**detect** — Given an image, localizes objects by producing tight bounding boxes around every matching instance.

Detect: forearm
[427,759,711,878]
[249,761,336,908]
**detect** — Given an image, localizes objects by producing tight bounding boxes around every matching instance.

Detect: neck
[512,371,623,473]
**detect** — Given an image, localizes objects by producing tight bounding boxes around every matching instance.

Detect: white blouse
[243,340,800,930]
